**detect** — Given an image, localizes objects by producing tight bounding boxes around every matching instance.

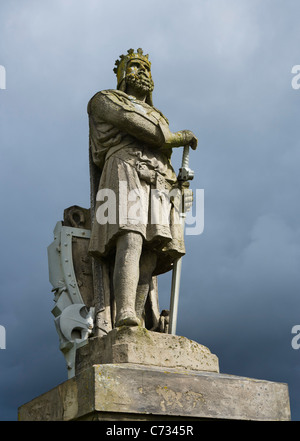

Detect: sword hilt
[182,145,190,168]
[178,145,194,182]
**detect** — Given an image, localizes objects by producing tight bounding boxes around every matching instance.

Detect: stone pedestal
[18,328,291,421]
[75,326,219,375]
[18,363,290,421]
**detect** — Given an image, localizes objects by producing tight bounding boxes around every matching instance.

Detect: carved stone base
[18,363,291,421]
[75,327,220,375]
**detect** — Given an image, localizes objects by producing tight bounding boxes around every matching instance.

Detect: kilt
[88,147,185,276]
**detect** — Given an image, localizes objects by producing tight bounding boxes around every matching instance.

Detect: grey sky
[1,0,300,420]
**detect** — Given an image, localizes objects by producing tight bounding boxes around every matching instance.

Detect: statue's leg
[114,231,143,327]
[135,249,157,322]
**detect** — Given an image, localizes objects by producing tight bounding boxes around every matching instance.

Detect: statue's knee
[116,232,143,256]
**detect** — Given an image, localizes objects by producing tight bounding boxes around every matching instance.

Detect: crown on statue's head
[113,48,151,89]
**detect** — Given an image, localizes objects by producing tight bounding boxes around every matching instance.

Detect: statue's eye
[130,63,140,69]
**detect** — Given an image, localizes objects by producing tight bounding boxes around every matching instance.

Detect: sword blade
[169,256,182,335]
[169,213,186,335]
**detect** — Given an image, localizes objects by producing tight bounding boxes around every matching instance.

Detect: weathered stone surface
[75,326,219,375]
[18,364,291,421]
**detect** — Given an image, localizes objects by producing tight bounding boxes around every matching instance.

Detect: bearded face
[125,60,154,94]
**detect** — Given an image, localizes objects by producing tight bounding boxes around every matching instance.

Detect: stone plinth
[18,329,291,421]
[18,363,291,421]
[75,327,219,375]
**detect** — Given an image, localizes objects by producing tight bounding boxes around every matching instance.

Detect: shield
[47,206,95,378]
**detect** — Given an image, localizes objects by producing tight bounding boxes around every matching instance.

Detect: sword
[168,145,194,335]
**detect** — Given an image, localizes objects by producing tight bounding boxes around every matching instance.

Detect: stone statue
[48,48,198,376]
[88,48,197,334]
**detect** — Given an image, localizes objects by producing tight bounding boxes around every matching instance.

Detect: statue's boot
[114,232,143,327]
[114,271,141,327]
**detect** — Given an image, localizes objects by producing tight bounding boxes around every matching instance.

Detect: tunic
[88,89,185,276]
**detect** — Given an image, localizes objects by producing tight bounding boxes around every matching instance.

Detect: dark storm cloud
[1,0,300,420]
